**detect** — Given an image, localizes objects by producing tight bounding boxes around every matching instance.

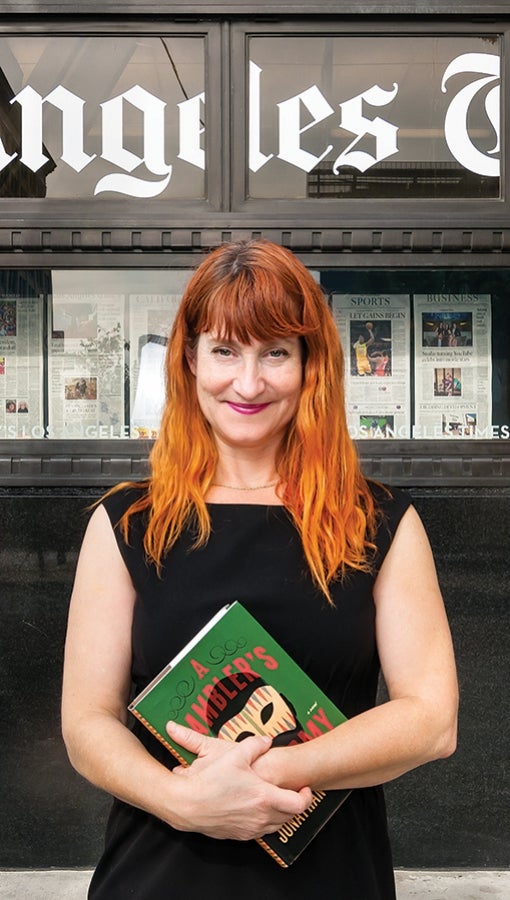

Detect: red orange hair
[114,240,378,603]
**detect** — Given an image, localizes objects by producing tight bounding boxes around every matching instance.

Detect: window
[234,27,502,208]
[0,269,191,439]
[0,35,206,202]
[1,266,508,442]
[321,268,509,441]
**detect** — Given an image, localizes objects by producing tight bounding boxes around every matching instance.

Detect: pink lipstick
[227,402,269,415]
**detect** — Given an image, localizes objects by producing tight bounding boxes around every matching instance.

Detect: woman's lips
[226,402,270,415]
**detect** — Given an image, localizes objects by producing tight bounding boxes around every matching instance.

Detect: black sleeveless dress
[88,484,412,900]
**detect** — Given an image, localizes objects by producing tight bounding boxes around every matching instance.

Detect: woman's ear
[185,345,197,376]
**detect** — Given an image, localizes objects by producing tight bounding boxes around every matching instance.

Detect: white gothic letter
[249,61,274,173]
[42,86,96,172]
[96,85,172,197]
[12,84,95,173]
[277,86,334,173]
[442,52,500,177]
[0,139,16,172]
[178,92,205,169]
[333,83,399,174]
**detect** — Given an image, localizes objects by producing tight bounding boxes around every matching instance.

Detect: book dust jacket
[129,601,351,866]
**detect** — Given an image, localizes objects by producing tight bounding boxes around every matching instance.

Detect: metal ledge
[3,2,509,16]
[0,439,151,486]
[0,439,508,487]
[1,225,510,257]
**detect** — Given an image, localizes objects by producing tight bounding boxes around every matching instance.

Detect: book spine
[130,709,190,769]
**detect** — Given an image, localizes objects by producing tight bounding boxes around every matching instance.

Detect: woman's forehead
[198,330,300,348]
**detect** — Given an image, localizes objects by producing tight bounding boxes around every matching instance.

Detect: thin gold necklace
[211,479,278,491]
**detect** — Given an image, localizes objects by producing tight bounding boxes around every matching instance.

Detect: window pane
[48,270,190,439]
[249,35,500,200]
[321,269,510,440]
[0,273,47,438]
[1,267,508,442]
[0,37,205,200]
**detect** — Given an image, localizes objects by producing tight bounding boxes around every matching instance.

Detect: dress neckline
[206,501,285,508]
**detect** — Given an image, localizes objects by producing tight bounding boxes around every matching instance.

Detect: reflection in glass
[0,271,49,438]
[131,335,167,439]
[0,36,205,200]
[48,270,190,439]
[321,268,510,439]
[0,68,56,197]
[249,35,500,200]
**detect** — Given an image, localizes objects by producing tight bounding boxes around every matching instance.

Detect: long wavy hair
[114,240,378,603]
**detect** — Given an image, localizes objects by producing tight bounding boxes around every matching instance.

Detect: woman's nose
[232,359,264,397]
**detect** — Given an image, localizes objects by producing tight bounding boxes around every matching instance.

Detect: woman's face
[186,332,303,453]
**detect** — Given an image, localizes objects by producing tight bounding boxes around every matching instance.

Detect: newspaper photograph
[331,294,412,439]
[48,294,126,438]
[129,294,181,438]
[413,294,492,438]
[0,297,44,439]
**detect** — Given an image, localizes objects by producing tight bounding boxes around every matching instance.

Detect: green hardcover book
[128,601,351,867]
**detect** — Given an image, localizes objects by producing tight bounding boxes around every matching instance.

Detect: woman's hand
[165,721,313,840]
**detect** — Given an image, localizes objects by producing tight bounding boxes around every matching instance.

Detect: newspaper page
[129,294,181,438]
[48,294,126,439]
[0,297,44,439]
[414,294,492,438]
[331,294,412,439]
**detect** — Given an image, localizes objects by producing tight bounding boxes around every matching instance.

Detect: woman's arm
[62,505,312,840]
[246,504,458,791]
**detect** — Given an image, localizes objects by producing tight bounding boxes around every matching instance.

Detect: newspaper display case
[0,267,508,466]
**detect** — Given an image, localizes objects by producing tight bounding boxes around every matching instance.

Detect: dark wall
[0,486,508,868]
[386,489,510,868]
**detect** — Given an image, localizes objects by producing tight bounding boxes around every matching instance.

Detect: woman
[62,240,458,899]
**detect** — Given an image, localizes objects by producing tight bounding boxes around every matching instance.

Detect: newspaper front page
[48,294,126,439]
[0,297,44,438]
[413,294,492,438]
[331,294,412,439]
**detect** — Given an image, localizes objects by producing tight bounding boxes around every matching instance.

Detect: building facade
[1,1,508,871]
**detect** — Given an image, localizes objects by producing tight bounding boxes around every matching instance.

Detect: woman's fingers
[166,720,272,762]
[164,721,314,840]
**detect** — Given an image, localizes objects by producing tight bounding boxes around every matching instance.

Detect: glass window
[0,266,508,442]
[0,36,205,200]
[248,35,500,200]
[0,269,192,439]
[0,273,46,436]
[320,268,509,441]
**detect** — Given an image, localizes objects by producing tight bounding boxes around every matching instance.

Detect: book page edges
[129,708,190,769]
[128,603,232,710]
[256,837,288,868]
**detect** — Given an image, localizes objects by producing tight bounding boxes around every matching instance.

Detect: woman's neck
[206,481,282,505]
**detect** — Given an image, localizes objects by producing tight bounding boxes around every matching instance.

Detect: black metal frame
[230,18,510,220]
[1,436,508,487]
[0,20,225,224]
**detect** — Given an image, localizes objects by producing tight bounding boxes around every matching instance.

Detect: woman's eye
[212,346,233,357]
[267,348,288,359]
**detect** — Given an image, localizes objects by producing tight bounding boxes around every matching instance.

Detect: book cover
[129,601,351,867]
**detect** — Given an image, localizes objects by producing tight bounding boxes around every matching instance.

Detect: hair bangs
[189,268,314,345]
